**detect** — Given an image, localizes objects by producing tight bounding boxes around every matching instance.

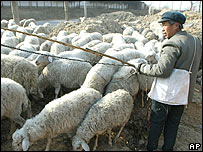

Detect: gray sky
[142,1,201,11]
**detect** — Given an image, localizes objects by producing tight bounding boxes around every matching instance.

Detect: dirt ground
[1,7,202,151]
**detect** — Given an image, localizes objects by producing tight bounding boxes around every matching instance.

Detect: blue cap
[158,11,186,24]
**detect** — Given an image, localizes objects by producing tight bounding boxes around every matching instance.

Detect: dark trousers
[147,100,185,151]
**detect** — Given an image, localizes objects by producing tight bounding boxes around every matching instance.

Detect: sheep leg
[114,122,126,143]
[107,129,112,147]
[54,85,61,99]
[7,120,16,140]
[27,99,32,118]
[12,116,25,127]
[45,138,52,151]
[141,91,144,108]
[93,135,99,151]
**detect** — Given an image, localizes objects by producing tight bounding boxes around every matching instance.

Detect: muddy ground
[1,7,202,151]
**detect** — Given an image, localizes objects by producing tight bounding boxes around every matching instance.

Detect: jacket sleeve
[139,43,181,78]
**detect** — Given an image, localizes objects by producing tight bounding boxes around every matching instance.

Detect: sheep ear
[22,137,30,151]
[48,56,53,63]
[81,142,90,151]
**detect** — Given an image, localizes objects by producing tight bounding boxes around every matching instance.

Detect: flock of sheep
[1,17,201,151]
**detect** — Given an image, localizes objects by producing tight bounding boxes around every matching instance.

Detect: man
[133,11,202,151]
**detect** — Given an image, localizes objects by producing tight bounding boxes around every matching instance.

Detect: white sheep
[1,46,13,55]
[37,58,92,99]
[123,26,134,36]
[24,35,40,46]
[82,39,102,48]
[1,19,8,28]
[16,26,28,43]
[23,18,36,27]
[35,33,47,45]
[50,37,70,55]
[104,59,140,98]
[132,30,148,44]
[19,19,26,26]
[1,54,38,95]
[103,33,116,43]
[39,40,54,52]
[82,48,147,94]
[123,35,137,44]
[72,32,103,47]
[1,35,19,48]
[42,22,53,34]
[150,21,165,41]
[72,89,134,151]
[12,87,102,151]
[1,77,32,139]
[9,42,38,58]
[32,25,47,34]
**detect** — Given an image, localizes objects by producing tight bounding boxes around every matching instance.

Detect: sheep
[57,30,68,37]
[42,22,53,34]
[9,43,38,58]
[132,30,148,44]
[23,18,36,27]
[134,41,144,50]
[113,43,135,51]
[141,28,152,37]
[82,39,102,48]
[123,35,137,44]
[82,48,148,94]
[39,40,53,52]
[1,19,8,28]
[1,77,32,139]
[65,33,78,42]
[104,59,140,98]
[7,19,16,28]
[111,33,126,47]
[72,32,103,47]
[16,26,28,43]
[12,87,102,151]
[103,33,115,43]
[35,33,47,45]
[150,21,165,41]
[24,35,40,46]
[1,54,38,96]
[32,25,47,34]
[72,89,134,151]
[50,37,70,55]
[37,58,93,99]
[1,36,19,48]
[19,19,26,26]
[1,46,13,55]
[1,30,15,39]
[123,26,134,36]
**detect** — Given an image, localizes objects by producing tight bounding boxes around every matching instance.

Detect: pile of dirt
[49,9,202,41]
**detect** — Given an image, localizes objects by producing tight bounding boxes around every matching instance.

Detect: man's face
[161,21,179,39]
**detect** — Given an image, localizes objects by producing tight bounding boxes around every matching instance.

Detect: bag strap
[189,36,197,73]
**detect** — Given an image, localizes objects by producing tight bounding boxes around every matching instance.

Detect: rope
[1,27,136,68]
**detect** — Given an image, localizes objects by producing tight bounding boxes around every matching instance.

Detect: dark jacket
[139,31,202,102]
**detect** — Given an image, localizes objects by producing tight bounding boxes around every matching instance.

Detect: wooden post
[64,1,69,21]
[11,1,20,25]
[29,1,32,8]
[84,1,87,18]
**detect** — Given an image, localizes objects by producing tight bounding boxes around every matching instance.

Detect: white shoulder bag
[148,36,197,105]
